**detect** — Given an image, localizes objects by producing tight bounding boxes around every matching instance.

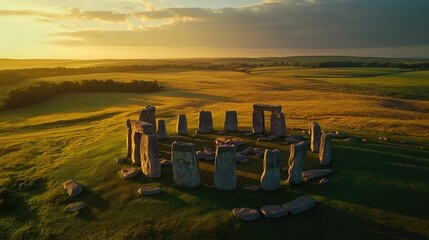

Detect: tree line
[1,80,160,110]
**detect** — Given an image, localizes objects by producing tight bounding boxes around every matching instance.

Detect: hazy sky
[1,0,428,59]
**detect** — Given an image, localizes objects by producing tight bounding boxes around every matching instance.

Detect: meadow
[0,58,428,239]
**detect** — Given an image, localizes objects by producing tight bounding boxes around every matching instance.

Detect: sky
[1,0,429,59]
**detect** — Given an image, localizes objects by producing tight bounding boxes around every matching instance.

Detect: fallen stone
[243,185,260,192]
[282,196,316,215]
[379,136,389,142]
[120,167,139,179]
[64,202,85,213]
[116,157,127,164]
[319,178,330,184]
[232,208,261,221]
[268,135,280,141]
[361,138,368,142]
[63,180,83,197]
[255,151,264,159]
[285,135,303,144]
[302,169,333,181]
[241,147,255,156]
[240,158,250,164]
[234,153,248,163]
[196,150,207,160]
[260,205,288,218]
[204,147,215,157]
[138,187,162,196]
[215,137,245,147]
[257,137,271,142]
[159,158,172,167]
[217,131,225,135]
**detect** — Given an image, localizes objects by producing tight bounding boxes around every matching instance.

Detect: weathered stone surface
[63,180,83,197]
[319,133,332,165]
[140,133,161,178]
[232,208,260,221]
[138,186,161,196]
[309,122,322,153]
[319,178,330,184]
[129,120,154,134]
[243,185,260,192]
[260,149,281,191]
[253,104,282,112]
[176,114,188,135]
[215,137,245,147]
[282,196,316,215]
[268,135,280,141]
[120,167,139,179]
[214,145,237,190]
[116,157,127,164]
[159,158,172,167]
[270,112,286,137]
[285,135,304,144]
[196,150,207,160]
[157,119,167,140]
[171,141,200,187]
[197,110,213,133]
[224,111,238,132]
[131,130,142,165]
[234,153,248,163]
[138,105,156,128]
[260,205,288,218]
[64,202,85,213]
[241,147,255,156]
[252,110,265,134]
[302,169,333,181]
[126,119,132,158]
[287,141,310,184]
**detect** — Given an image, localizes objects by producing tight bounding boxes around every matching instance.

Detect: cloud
[0,8,127,23]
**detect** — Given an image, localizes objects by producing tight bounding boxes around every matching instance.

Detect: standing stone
[224,111,238,132]
[139,105,156,129]
[197,110,213,133]
[130,120,154,165]
[252,110,264,134]
[126,119,132,158]
[319,133,332,165]
[214,145,237,190]
[260,149,281,191]
[287,141,310,184]
[309,122,322,153]
[176,114,188,135]
[140,133,161,178]
[270,112,286,137]
[157,119,167,140]
[171,141,200,187]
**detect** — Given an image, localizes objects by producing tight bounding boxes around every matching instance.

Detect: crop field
[0,60,428,239]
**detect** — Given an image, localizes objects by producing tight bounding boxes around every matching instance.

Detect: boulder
[120,167,139,179]
[285,135,304,144]
[234,153,248,163]
[241,147,255,156]
[138,186,162,196]
[319,133,332,165]
[260,149,281,191]
[260,205,288,218]
[232,208,260,221]
[214,145,237,190]
[64,202,85,213]
[63,180,83,197]
[215,137,245,147]
[243,185,260,192]
[309,122,322,153]
[196,150,207,160]
[302,169,333,181]
[157,119,167,140]
[282,196,316,215]
[171,141,200,187]
[224,111,238,132]
[176,114,188,135]
[287,141,310,184]
[319,178,330,184]
[159,158,172,167]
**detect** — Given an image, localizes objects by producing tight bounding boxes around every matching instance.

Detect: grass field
[0,59,428,239]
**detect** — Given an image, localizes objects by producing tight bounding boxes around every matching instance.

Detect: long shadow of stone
[77,187,111,212]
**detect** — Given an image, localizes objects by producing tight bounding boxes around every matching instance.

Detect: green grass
[0,64,428,239]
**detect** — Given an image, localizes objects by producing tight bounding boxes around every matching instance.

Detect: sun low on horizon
[1,0,429,59]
